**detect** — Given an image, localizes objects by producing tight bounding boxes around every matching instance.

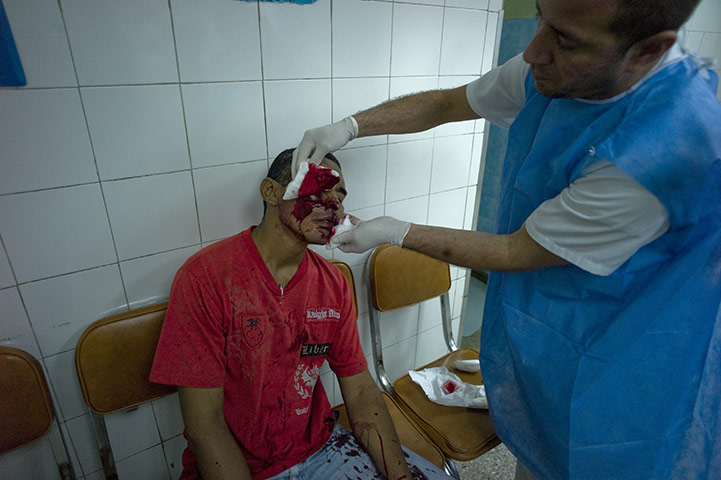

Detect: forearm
[354,85,479,138]
[187,423,252,480]
[345,387,410,479]
[402,223,568,272]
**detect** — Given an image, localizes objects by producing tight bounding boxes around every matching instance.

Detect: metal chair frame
[364,248,463,478]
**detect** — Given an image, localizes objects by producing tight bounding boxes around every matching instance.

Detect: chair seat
[333,392,446,469]
[392,348,500,461]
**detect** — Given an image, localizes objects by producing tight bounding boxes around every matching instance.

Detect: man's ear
[625,30,677,72]
[259,178,284,207]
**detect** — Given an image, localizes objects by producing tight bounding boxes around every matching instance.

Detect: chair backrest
[0,346,75,479]
[366,244,457,393]
[329,258,357,314]
[75,302,175,414]
[368,244,451,311]
[75,302,176,479]
[0,346,54,453]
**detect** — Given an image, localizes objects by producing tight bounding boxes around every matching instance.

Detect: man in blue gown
[294,0,721,478]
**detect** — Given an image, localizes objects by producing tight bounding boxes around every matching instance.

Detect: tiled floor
[456,444,516,480]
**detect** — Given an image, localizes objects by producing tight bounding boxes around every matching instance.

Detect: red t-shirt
[150,228,367,479]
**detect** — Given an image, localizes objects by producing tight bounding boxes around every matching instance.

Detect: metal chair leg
[444,457,461,480]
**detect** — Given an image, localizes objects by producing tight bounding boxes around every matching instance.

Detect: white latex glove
[292,116,358,175]
[330,216,411,254]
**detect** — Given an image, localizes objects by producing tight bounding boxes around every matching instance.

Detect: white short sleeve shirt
[464,47,686,275]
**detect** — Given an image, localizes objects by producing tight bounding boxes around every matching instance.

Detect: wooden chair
[328,259,447,471]
[75,303,175,479]
[365,244,501,464]
[0,346,76,480]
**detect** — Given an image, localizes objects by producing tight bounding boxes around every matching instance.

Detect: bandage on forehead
[283,162,340,200]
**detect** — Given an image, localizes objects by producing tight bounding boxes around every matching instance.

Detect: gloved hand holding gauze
[292,116,358,174]
[326,215,354,250]
[409,367,488,409]
[329,216,411,254]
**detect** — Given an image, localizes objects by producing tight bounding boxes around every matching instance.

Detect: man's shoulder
[305,249,351,288]
[186,230,248,266]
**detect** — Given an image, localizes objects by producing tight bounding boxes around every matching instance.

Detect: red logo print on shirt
[241,315,265,349]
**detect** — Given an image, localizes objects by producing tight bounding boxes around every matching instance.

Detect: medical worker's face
[277,159,346,246]
[523,0,634,100]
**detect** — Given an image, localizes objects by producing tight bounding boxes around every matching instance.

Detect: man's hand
[292,116,358,174]
[330,216,411,253]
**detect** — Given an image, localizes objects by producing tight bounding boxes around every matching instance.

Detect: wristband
[347,115,359,139]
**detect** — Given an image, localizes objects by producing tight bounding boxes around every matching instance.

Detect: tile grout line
[167,0,204,252]
[57,0,131,311]
[257,0,271,166]
[382,0,396,215]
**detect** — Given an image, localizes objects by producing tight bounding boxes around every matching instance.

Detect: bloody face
[277,159,346,245]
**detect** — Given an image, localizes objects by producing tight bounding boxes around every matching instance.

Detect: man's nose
[323,191,341,209]
[522,21,553,65]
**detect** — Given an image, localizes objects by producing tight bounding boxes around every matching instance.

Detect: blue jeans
[265,424,452,480]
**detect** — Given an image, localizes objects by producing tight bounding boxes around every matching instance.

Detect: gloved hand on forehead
[291,116,359,176]
[329,215,411,254]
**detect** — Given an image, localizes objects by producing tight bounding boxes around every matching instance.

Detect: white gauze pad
[283,162,309,200]
[326,214,353,250]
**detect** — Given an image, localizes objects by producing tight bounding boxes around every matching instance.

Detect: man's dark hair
[267,148,341,187]
[609,0,700,51]
[263,148,341,213]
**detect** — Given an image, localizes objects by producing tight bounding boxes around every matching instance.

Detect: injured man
[150,148,451,480]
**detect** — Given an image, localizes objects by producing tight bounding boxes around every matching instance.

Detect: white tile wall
[193,161,267,242]
[171,0,262,83]
[0,185,117,283]
[82,86,190,180]
[20,265,127,356]
[2,0,76,89]
[44,350,89,422]
[120,246,200,309]
[0,89,96,195]
[332,0,392,78]
[103,172,200,260]
[391,3,444,77]
[264,79,332,156]
[163,434,187,479]
[65,414,104,476]
[440,8,488,76]
[259,0,332,80]
[115,444,170,480]
[182,82,268,168]
[0,245,15,288]
[386,139,434,202]
[0,0,498,477]
[684,0,721,101]
[61,0,178,86]
[0,287,41,359]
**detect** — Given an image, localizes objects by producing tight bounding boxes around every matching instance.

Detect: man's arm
[339,370,412,480]
[178,386,252,480]
[403,222,568,272]
[354,85,479,137]
[294,85,479,166]
[331,217,568,273]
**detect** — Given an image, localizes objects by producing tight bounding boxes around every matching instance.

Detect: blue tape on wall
[236,0,317,3]
[0,0,26,87]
